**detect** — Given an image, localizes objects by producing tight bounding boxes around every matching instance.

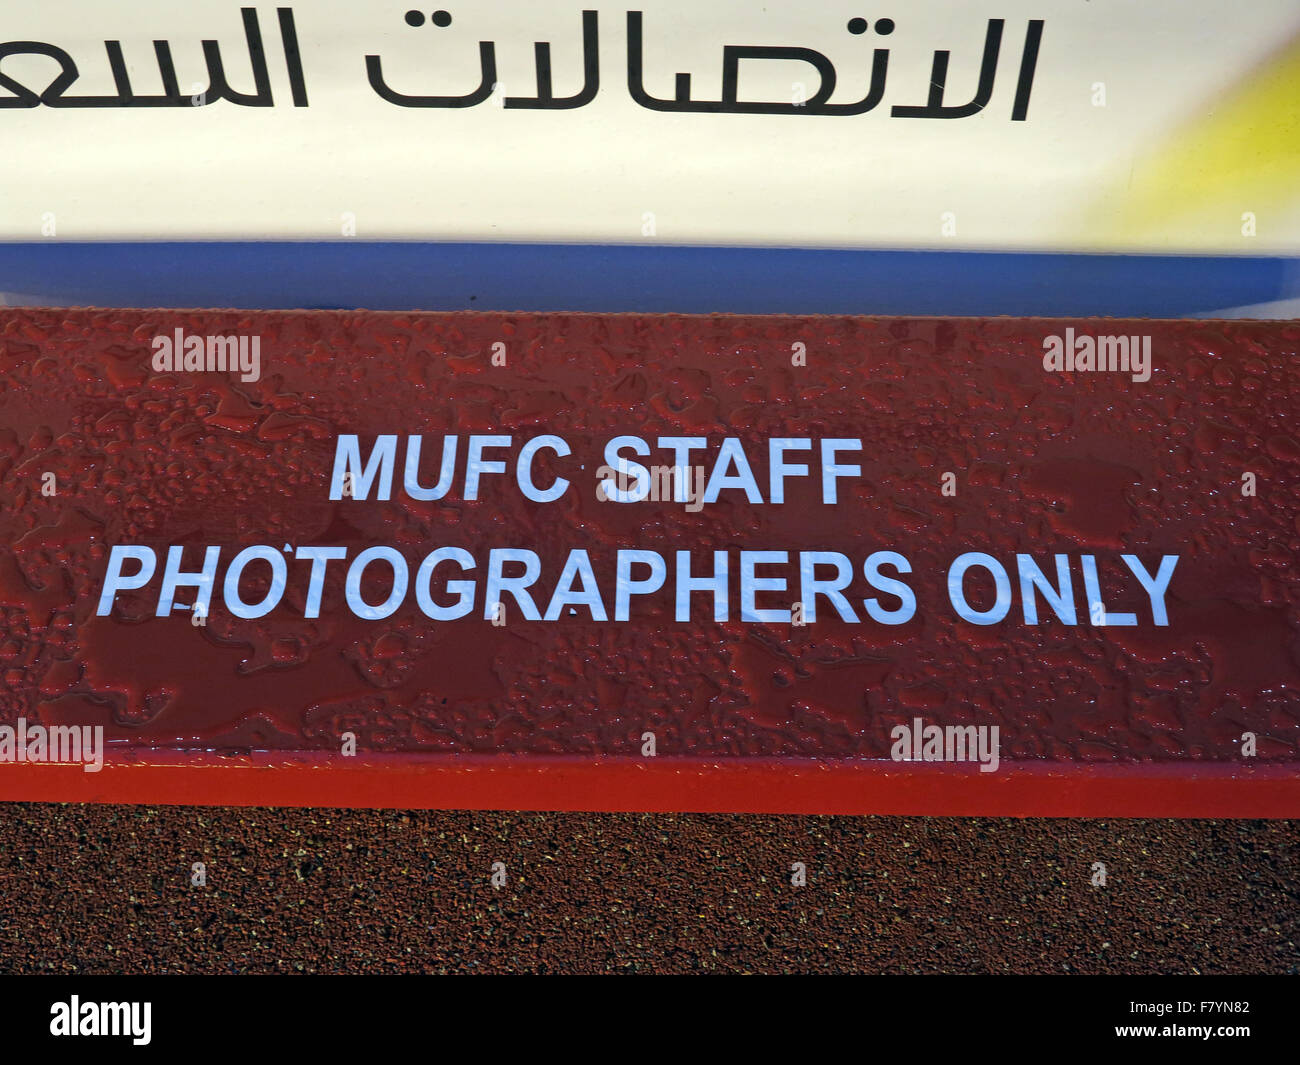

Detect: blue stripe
[0,242,1295,317]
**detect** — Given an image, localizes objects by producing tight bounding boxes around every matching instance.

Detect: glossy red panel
[0,311,1295,813]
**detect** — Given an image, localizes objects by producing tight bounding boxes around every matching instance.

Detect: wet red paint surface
[0,311,1296,812]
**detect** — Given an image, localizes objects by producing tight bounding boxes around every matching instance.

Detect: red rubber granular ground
[0,807,1295,974]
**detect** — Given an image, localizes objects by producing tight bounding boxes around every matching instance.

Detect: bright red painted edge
[1,757,1297,817]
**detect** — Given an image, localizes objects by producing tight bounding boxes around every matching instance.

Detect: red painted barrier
[0,310,1296,814]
